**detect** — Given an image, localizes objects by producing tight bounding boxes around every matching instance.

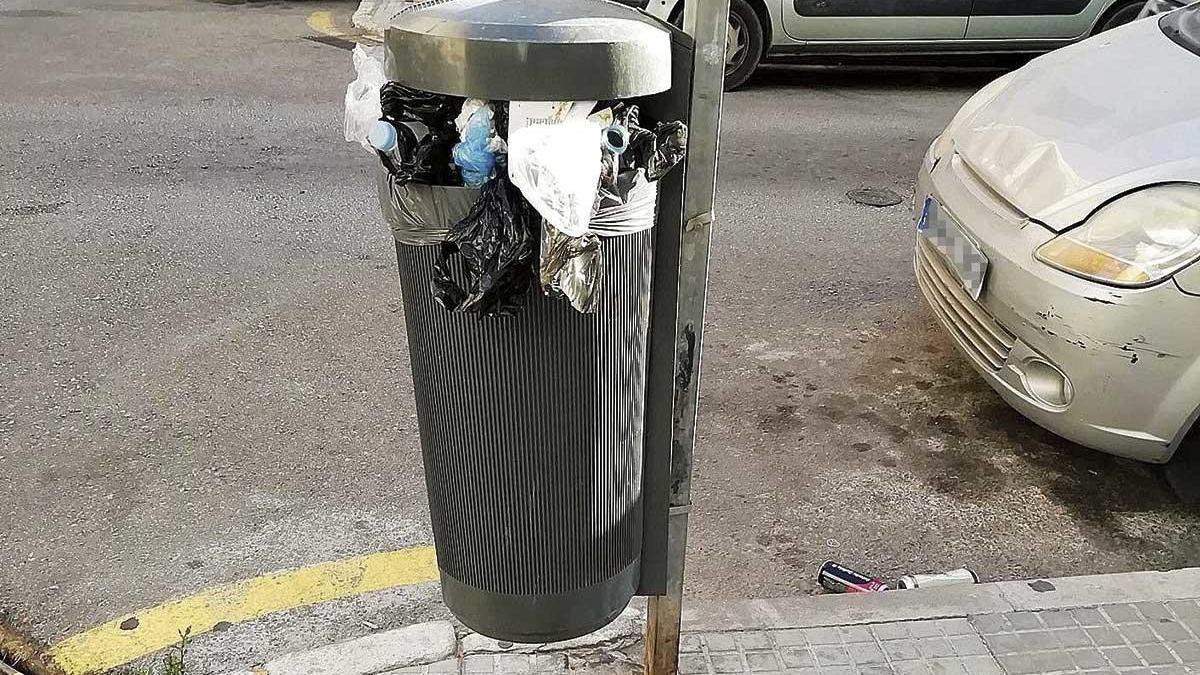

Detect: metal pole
[644,0,729,671]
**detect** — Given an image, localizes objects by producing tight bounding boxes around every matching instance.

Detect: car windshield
[1161,4,1200,55]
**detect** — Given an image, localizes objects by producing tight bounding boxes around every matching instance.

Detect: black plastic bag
[379,83,464,186]
[432,174,539,317]
[642,121,687,181]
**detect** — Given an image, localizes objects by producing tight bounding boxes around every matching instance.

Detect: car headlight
[1035,184,1200,286]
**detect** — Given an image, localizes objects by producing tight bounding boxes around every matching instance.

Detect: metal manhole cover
[848,187,903,208]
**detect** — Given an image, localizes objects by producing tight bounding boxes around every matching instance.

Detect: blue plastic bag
[452,101,502,188]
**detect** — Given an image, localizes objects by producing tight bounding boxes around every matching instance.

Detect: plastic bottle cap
[604,124,629,155]
[368,120,398,153]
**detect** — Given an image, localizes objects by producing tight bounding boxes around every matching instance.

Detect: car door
[781,0,971,41]
[965,0,1107,39]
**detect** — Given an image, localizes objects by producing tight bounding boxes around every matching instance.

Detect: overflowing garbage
[818,560,979,594]
[345,45,688,317]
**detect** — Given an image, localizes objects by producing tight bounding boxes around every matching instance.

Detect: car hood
[951,15,1200,231]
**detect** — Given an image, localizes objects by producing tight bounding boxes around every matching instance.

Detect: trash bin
[378,0,674,642]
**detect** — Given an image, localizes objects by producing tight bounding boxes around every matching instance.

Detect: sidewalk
[229,568,1200,675]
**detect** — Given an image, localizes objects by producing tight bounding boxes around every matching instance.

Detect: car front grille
[916,236,1015,372]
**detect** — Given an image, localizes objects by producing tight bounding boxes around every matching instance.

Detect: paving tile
[1135,643,1179,666]
[970,614,1009,635]
[936,619,976,637]
[1068,648,1108,670]
[948,634,989,657]
[820,667,858,675]
[882,639,921,662]
[778,647,815,669]
[1168,640,1200,663]
[463,655,495,674]
[873,623,911,641]
[847,642,887,665]
[736,632,773,651]
[1103,604,1142,624]
[771,629,807,648]
[890,662,931,675]
[1031,651,1074,672]
[921,661,962,675]
[810,644,851,667]
[678,653,709,675]
[703,633,738,653]
[1119,623,1158,645]
[1037,610,1077,629]
[1100,646,1143,668]
[529,654,563,673]
[1134,602,1175,622]
[1149,666,1192,675]
[856,665,896,675]
[709,654,744,674]
[957,656,1004,675]
[493,654,532,674]
[907,621,947,639]
[1070,608,1108,627]
[1085,626,1126,647]
[1021,630,1059,651]
[918,637,955,659]
[744,652,781,672]
[838,625,874,644]
[981,633,1025,655]
[1003,612,1044,632]
[1151,619,1193,642]
[803,627,842,645]
[996,654,1043,675]
[1052,627,1091,648]
[1167,600,1200,621]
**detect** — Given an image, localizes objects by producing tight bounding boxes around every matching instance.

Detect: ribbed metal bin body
[394,231,653,642]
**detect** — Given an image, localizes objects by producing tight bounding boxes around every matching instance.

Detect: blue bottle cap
[368,120,398,153]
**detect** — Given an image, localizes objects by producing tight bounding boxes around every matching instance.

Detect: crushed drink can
[897,568,979,589]
[817,560,888,593]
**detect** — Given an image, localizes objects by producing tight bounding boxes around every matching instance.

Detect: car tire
[1166,428,1200,505]
[724,0,764,90]
[671,0,764,91]
[1094,0,1147,33]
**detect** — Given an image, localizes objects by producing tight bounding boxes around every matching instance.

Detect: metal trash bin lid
[384,0,672,101]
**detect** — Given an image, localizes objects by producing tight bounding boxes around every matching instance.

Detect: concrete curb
[682,568,1200,632]
[225,621,457,675]
[223,568,1200,675]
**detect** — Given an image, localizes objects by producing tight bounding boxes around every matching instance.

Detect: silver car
[642,0,1155,88]
[914,6,1200,464]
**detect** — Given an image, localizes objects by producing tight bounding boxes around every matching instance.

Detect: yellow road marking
[48,546,438,675]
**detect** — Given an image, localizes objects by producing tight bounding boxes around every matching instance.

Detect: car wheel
[671,0,764,91]
[1094,0,1147,33]
[724,0,764,90]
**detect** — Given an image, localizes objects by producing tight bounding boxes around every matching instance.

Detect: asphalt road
[2,1,1198,672]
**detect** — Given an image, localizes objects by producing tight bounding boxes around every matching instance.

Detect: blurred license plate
[917,197,988,299]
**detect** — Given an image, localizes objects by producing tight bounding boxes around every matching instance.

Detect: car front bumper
[915,152,1200,464]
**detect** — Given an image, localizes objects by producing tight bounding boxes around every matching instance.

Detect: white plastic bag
[507,120,601,238]
[344,44,387,152]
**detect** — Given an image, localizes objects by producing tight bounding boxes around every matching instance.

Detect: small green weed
[129,628,191,675]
